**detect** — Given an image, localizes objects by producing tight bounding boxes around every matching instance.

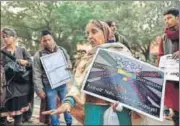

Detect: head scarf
[88,20,113,43]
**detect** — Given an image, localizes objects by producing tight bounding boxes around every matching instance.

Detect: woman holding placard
[42,20,132,125]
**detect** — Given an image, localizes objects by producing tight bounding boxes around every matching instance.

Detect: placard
[159,54,179,81]
[82,48,166,121]
[40,51,71,89]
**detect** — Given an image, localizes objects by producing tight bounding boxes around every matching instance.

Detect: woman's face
[110,22,116,33]
[86,23,105,47]
[1,33,16,46]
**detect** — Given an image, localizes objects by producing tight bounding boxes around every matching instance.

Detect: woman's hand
[111,101,123,112]
[18,59,28,66]
[42,103,71,115]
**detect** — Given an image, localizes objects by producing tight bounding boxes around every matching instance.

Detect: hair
[87,20,112,42]
[105,20,115,27]
[164,8,179,17]
[41,30,52,37]
[1,28,17,37]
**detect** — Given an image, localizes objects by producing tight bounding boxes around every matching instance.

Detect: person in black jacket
[1,28,32,126]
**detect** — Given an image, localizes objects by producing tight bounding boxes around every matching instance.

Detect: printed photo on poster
[81,48,166,121]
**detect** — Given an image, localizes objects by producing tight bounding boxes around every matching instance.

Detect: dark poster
[82,48,165,121]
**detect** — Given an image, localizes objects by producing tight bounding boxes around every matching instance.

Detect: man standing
[157,8,179,125]
[33,30,72,126]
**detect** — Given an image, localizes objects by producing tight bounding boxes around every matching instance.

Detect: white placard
[40,51,71,89]
[159,54,179,81]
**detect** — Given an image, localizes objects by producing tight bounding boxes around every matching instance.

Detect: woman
[0,28,32,126]
[106,20,131,50]
[43,20,132,125]
[105,20,117,43]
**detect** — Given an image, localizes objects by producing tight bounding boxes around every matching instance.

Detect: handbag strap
[0,50,16,62]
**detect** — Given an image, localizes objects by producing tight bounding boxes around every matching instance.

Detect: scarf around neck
[165,27,179,40]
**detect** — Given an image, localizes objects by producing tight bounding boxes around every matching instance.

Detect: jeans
[45,84,72,126]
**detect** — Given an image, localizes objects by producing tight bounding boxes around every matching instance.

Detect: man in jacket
[33,30,72,126]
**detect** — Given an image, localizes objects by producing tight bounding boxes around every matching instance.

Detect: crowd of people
[0,8,179,126]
